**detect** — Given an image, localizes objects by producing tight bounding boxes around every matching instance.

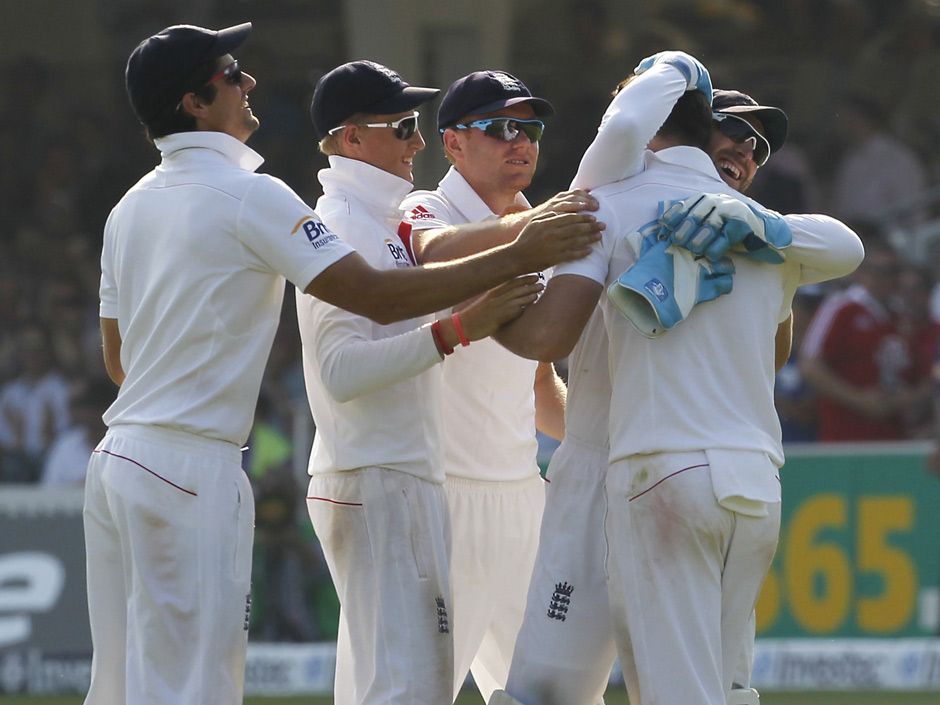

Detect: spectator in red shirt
[897,263,940,437]
[800,239,913,441]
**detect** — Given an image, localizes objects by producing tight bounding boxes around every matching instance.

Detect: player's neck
[472,183,519,217]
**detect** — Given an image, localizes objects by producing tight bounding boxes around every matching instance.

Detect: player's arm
[411,192,598,263]
[305,212,601,325]
[572,61,695,190]
[783,213,865,285]
[774,312,793,372]
[495,274,603,362]
[304,276,543,403]
[100,317,125,386]
[534,361,566,440]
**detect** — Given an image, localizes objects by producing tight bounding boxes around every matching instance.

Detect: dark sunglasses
[203,60,244,87]
[329,111,420,141]
[448,117,545,143]
[713,113,770,167]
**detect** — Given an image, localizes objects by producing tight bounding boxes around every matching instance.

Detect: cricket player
[492,65,864,705]
[87,26,599,705]
[498,52,814,705]
[399,70,585,702]
[295,60,597,705]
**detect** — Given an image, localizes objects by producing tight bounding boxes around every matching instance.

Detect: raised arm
[572,53,711,190]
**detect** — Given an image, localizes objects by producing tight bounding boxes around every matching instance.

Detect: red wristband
[431,320,453,356]
[451,313,470,347]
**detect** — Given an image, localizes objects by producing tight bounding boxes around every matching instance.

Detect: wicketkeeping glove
[634,51,713,104]
[607,225,734,338]
[659,194,793,264]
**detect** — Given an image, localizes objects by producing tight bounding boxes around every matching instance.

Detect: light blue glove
[608,226,734,338]
[659,194,792,264]
[634,51,713,104]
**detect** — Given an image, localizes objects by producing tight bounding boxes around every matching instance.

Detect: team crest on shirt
[291,216,340,249]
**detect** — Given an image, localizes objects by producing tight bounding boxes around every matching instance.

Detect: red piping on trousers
[628,463,708,502]
[307,495,363,507]
[94,448,197,496]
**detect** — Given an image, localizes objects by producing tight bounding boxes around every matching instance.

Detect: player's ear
[442,128,462,158]
[179,92,208,119]
[342,124,362,146]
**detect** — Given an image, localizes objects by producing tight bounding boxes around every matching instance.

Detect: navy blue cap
[712,89,788,155]
[437,70,554,131]
[125,22,252,125]
[311,60,439,139]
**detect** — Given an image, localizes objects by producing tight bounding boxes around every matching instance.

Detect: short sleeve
[236,174,354,290]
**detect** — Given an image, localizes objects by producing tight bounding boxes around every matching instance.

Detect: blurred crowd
[3,0,940,640]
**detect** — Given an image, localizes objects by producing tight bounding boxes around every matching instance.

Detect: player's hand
[531,189,599,218]
[459,275,544,339]
[659,193,792,263]
[634,51,713,104]
[511,211,604,272]
[608,234,734,337]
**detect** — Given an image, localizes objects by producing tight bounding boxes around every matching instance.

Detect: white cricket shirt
[298,156,445,482]
[99,131,353,446]
[401,167,541,482]
[554,146,863,496]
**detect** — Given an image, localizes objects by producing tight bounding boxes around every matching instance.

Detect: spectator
[775,286,825,442]
[41,378,113,486]
[801,239,913,441]
[896,263,940,437]
[0,325,71,481]
[830,93,929,232]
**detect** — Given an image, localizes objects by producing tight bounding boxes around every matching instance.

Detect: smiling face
[342,109,426,182]
[444,103,539,212]
[707,113,766,192]
[194,54,259,142]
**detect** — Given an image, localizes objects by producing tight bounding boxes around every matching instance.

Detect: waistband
[103,424,243,464]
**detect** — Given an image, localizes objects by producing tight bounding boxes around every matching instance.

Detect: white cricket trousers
[605,451,780,705]
[446,473,545,702]
[83,424,254,705]
[504,436,615,705]
[307,468,454,705]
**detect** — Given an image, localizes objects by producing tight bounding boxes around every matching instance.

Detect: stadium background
[2,0,940,701]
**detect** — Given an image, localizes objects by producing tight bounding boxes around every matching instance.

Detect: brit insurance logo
[291,216,340,250]
[384,238,413,268]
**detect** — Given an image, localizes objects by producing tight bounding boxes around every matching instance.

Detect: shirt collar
[320,156,414,214]
[647,145,724,183]
[439,166,531,222]
[153,131,265,172]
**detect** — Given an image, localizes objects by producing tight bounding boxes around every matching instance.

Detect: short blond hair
[317,112,371,156]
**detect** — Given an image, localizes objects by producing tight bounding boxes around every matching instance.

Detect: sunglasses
[448,117,545,143]
[328,111,421,140]
[713,113,770,167]
[203,60,244,87]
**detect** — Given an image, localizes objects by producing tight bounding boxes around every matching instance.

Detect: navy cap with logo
[125,22,252,125]
[437,70,554,131]
[712,89,788,155]
[310,60,439,140]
